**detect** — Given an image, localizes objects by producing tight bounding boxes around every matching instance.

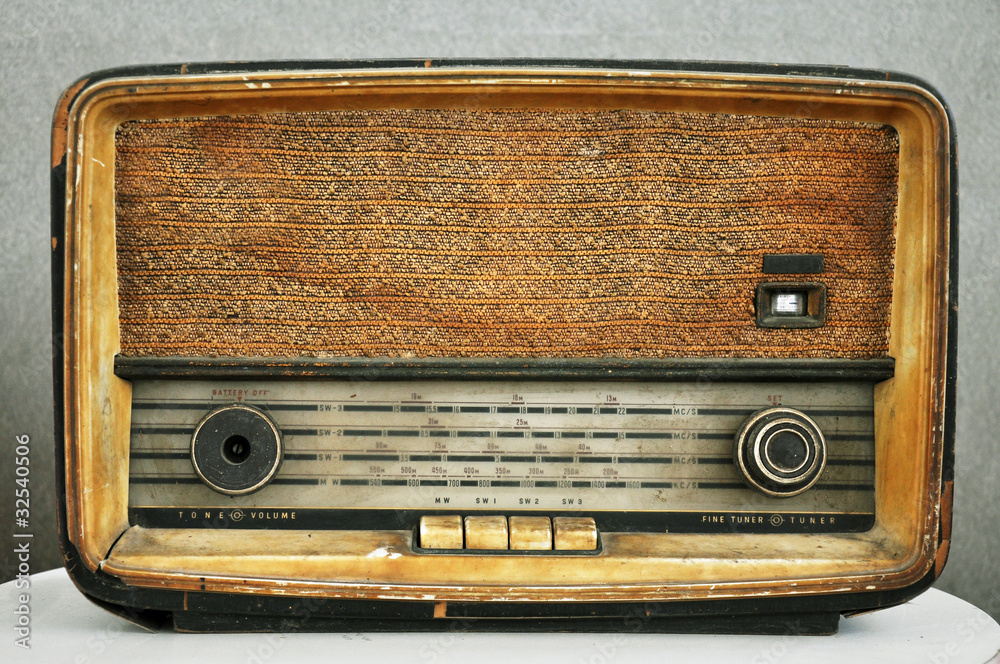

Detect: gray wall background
[1,0,997,621]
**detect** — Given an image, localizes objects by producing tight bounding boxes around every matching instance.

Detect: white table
[3,568,998,663]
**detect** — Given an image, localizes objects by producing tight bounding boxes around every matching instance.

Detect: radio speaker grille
[114,109,898,359]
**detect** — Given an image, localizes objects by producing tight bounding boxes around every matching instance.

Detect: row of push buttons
[419,515,598,551]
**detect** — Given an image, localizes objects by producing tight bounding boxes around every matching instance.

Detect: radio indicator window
[755,282,827,328]
[772,292,807,316]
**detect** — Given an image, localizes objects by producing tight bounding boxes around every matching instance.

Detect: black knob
[733,407,826,497]
[191,404,283,495]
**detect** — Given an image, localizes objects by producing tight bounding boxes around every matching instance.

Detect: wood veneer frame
[54,63,953,609]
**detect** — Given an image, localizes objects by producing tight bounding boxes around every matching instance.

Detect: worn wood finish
[56,65,952,608]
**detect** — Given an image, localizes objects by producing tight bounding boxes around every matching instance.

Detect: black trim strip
[617,456,673,464]
[114,356,895,382]
[128,505,875,534]
[343,405,393,412]
[129,477,201,484]
[132,401,319,411]
[262,404,319,412]
[131,427,193,435]
[130,452,189,460]
[826,458,875,466]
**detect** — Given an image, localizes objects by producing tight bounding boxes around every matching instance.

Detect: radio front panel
[128,379,875,533]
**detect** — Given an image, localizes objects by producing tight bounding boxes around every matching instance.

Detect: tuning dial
[733,407,826,497]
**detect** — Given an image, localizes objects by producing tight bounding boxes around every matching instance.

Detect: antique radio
[52,60,956,633]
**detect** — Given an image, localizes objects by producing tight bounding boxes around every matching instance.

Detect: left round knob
[190,404,283,495]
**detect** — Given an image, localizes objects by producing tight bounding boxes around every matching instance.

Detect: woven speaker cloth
[114,109,898,359]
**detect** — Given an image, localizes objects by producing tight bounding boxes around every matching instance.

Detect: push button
[464,516,509,549]
[419,515,463,549]
[553,517,598,550]
[419,515,596,551]
[509,516,553,550]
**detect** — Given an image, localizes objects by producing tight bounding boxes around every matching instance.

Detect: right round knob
[733,407,826,498]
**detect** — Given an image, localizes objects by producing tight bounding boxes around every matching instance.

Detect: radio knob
[191,404,283,496]
[733,407,826,498]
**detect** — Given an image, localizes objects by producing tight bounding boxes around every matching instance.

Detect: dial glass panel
[127,379,875,533]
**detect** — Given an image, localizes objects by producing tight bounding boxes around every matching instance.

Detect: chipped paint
[52,78,89,167]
